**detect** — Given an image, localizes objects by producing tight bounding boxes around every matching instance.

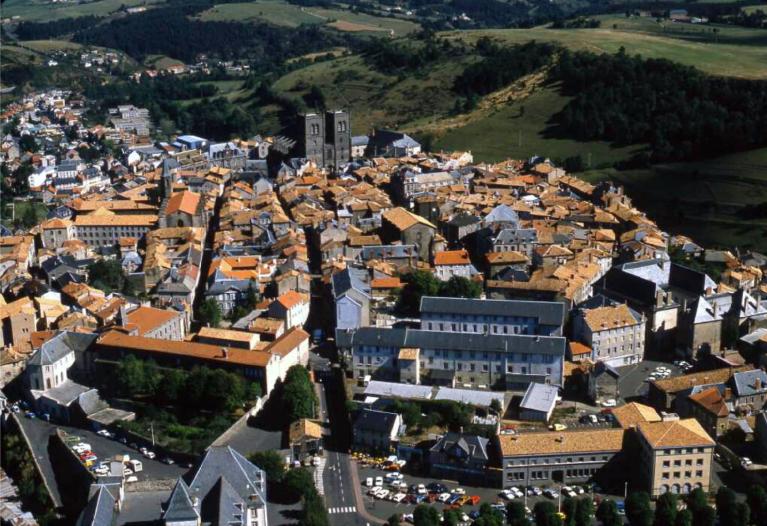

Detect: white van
[128,459,143,473]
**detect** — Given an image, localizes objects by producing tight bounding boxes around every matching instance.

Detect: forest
[551,49,767,162]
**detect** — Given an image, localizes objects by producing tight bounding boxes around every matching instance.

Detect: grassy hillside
[581,148,767,251]
[446,19,767,79]
[2,0,166,22]
[197,1,420,36]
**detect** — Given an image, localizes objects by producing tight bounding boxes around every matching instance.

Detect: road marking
[328,506,356,514]
[314,456,327,495]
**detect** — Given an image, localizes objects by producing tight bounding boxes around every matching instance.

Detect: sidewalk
[348,456,386,525]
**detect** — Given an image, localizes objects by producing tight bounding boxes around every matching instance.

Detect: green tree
[626,491,653,526]
[596,500,621,526]
[716,487,738,526]
[197,298,222,327]
[18,135,37,153]
[490,398,502,415]
[395,270,441,316]
[747,485,767,526]
[534,501,562,526]
[157,369,186,404]
[88,259,126,293]
[116,354,146,396]
[696,505,716,526]
[507,501,530,526]
[439,276,482,299]
[302,490,330,526]
[20,205,39,229]
[655,492,678,526]
[443,509,460,526]
[283,467,315,499]
[562,498,578,526]
[575,496,594,526]
[474,503,504,526]
[249,450,285,482]
[282,365,317,423]
[674,510,692,526]
[387,514,402,526]
[734,503,749,526]
[414,504,440,526]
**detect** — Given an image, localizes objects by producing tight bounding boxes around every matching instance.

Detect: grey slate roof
[430,432,489,461]
[434,388,504,408]
[732,369,767,397]
[419,296,565,327]
[40,381,91,406]
[484,204,519,225]
[163,478,198,523]
[354,408,400,434]
[364,381,433,400]
[519,382,558,414]
[495,228,537,245]
[75,485,116,526]
[349,326,566,356]
[28,332,76,366]
[332,266,371,298]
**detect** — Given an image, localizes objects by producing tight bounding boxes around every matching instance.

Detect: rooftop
[637,418,715,449]
[612,402,661,429]
[499,428,625,457]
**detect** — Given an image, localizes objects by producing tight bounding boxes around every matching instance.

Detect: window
[695,470,703,477]
[663,461,670,467]
[662,472,670,480]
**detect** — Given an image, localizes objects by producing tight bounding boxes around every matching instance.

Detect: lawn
[144,54,185,70]
[431,85,641,165]
[17,40,84,52]
[2,0,166,22]
[446,22,767,79]
[197,1,419,35]
[1,200,49,229]
[581,147,767,252]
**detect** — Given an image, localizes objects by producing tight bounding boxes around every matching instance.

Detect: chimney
[756,378,762,390]
[222,347,229,359]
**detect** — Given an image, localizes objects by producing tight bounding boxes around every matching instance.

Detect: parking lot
[17,414,187,483]
[615,360,686,402]
[354,460,625,522]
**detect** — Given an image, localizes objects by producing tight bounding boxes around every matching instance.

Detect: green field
[18,40,84,52]
[431,85,641,165]
[447,20,767,79]
[2,0,166,22]
[197,1,419,35]
[581,148,767,251]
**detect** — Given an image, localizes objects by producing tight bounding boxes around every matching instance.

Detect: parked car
[391,493,406,503]
[500,490,515,500]
[143,451,156,460]
[417,484,427,495]
[438,493,452,503]
[377,489,390,500]
[161,457,174,465]
[375,476,383,487]
[126,475,138,483]
[600,399,617,408]
[427,482,448,494]
[24,412,35,419]
[453,487,466,495]
[544,489,559,499]
[742,457,753,467]
[365,477,374,488]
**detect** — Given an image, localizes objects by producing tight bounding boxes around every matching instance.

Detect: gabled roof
[689,387,729,417]
[637,418,715,449]
[731,369,767,397]
[612,402,661,429]
[75,485,116,526]
[186,446,266,512]
[382,207,436,231]
[419,296,565,327]
[166,190,201,216]
[353,408,400,434]
[163,478,199,523]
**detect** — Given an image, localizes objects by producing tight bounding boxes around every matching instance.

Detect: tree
[157,369,186,404]
[20,205,39,229]
[626,491,653,526]
[439,276,482,299]
[674,510,691,526]
[596,500,621,526]
[282,365,317,424]
[655,492,678,526]
[490,398,502,415]
[575,497,594,526]
[534,501,562,526]
[507,501,530,526]
[414,504,440,526]
[443,509,460,526]
[387,514,402,526]
[197,298,222,328]
[395,270,441,316]
[283,467,315,499]
[747,485,767,526]
[733,503,749,526]
[88,259,126,293]
[18,135,37,153]
[474,504,504,526]
[249,450,285,482]
[116,354,146,396]
[302,490,330,526]
[696,505,716,526]
[716,487,738,526]
[562,498,578,526]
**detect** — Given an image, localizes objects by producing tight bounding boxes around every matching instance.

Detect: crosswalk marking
[328,506,357,514]
[313,456,327,495]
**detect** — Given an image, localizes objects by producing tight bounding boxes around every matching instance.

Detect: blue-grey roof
[434,387,505,407]
[732,369,767,397]
[349,327,566,356]
[29,331,95,366]
[364,381,432,400]
[484,204,519,225]
[75,485,116,526]
[352,135,369,147]
[420,296,565,327]
[354,408,400,434]
[40,381,91,406]
[495,228,538,245]
[186,446,266,515]
[430,432,489,461]
[519,382,558,414]
[163,478,199,523]
[360,244,416,260]
[332,266,371,299]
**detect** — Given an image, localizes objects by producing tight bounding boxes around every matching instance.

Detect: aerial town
[1,89,766,526]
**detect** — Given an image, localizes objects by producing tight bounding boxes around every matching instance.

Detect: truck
[128,459,143,473]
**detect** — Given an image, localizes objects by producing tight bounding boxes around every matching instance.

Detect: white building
[574,303,645,367]
[268,291,310,330]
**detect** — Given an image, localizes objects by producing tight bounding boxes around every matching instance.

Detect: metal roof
[519,382,558,414]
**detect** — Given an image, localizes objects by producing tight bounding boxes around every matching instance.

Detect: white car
[511,486,524,498]
[453,487,466,495]
[417,484,427,495]
[368,486,381,496]
[96,429,111,438]
[377,489,390,500]
[499,490,515,500]
[365,477,374,487]
[438,492,452,503]
[403,514,414,523]
[600,399,617,408]
[562,486,576,498]
[742,457,753,467]
[126,475,138,483]
[391,493,406,503]
[312,456,320,467]
[375,476,383,487]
